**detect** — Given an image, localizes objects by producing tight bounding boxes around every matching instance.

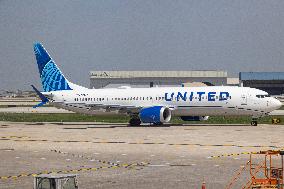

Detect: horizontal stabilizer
[31,85,49,108]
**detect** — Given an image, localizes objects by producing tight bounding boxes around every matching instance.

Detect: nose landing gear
[251,118,258,126]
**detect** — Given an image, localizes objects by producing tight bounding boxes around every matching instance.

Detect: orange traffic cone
[201,181,206,189]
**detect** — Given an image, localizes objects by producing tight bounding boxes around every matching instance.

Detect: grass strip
[0,113,283,125]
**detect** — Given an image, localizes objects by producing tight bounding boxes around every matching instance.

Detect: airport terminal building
[240,72,284,95]
[90,71,228,89]
[90,70,284,95]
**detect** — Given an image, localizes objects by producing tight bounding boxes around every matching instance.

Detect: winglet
[31,85,49,108]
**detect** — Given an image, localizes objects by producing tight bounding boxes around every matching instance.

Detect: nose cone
[272,98,282,110]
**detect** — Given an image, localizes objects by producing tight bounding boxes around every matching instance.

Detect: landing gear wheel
[129,118,141,126]
[251,121,258,126]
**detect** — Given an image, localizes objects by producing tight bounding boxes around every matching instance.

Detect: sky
[0,0,283,90]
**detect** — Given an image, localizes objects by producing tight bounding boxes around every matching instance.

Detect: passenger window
[256,95,267,98]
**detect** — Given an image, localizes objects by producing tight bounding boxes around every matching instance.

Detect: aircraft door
[55,94,65,103]
[61,94,66,102]
[241,94,247,105]
[51,93,64,103]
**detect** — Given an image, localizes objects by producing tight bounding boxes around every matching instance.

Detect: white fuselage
[47,86,282,117]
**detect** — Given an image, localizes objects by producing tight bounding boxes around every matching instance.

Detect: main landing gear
[251,118,258,126]
[129,117,141,126]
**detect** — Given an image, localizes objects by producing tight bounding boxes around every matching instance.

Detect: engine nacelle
[180,116,209,121]
[139,106,171,124]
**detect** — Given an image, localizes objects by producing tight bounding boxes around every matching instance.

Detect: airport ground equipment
[225,150,283,189]
[272,118,281,124]
[34,174,78,189]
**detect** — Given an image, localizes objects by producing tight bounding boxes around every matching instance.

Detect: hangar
[239,72,284,95]
[90,71,227,89]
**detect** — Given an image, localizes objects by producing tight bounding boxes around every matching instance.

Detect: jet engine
[139,106,171,124]
[180,116,209,121]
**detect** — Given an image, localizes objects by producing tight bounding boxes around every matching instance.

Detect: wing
[86,104,142,114]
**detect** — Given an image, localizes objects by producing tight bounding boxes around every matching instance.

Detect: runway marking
[208,148,284,159]
[208,151,261,159]
[0,148,14,151]
[0,161,149,180]
[0,136,30,139]
[2,137,283,149]
[148,164,167,167]
[50,149,150,169]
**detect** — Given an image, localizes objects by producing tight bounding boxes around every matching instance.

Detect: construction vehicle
[225,150,284,189]
[34,174,78,189]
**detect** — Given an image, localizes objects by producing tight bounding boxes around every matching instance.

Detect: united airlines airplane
[32,43,282,126]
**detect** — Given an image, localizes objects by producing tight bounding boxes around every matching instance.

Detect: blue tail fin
[34,43,72,92]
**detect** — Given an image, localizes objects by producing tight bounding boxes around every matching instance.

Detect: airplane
[32,43,282,126]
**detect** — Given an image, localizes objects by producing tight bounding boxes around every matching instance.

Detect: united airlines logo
[40,61,72,92]
[165,91,230,102]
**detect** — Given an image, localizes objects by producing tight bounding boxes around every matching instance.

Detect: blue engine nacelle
[139,106,171,124]
[180,116,209,121]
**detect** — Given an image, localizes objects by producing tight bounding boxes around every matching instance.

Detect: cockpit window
[256,94,270,98]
